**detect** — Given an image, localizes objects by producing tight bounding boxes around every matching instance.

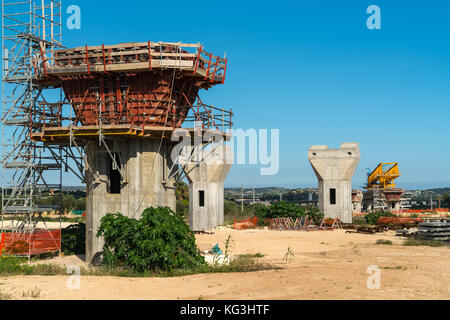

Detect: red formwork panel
[0,229,61,256]
[62,73,200,127]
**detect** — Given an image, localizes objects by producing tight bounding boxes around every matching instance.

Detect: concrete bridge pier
[308,143,360,223]
[182,145,233,231]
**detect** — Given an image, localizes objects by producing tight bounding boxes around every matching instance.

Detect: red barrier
[392,208,449,214]
[0,229,61,256]
[233,217,258,230]
[377,217,423,225]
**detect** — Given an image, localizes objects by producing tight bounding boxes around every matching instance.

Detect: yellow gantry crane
[365,163,401,189]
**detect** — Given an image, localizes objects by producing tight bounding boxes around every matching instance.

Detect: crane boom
[365,162,400,189]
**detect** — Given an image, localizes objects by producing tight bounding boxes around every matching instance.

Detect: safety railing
[184,101,233,132]
[34,41,228,83]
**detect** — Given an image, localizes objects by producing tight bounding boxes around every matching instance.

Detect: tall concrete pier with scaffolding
[31,42,233,263]
[1,1,233,262]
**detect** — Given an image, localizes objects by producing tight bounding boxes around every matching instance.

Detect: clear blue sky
[59,0,450,189]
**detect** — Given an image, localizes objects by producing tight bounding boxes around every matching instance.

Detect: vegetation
[61,223,86,255]
[442,193,450,207]
[175,181,189,201]
[255,201,323,223]
[259,189,317,202]
[175,181,189,219]
[35,192,86,212]
[380,265,407,270]
[223,200,263,225]
[1,205,279,278]
[0,253,277,278]
[176,199,189,219]
[403,238,450,247]
[282,245,295,264]
[0,254,67,276]
[97,206,205,272]
[0,255,28,275]
[238,253,265,259]
[375,239,393,245]
[364,210,394,225]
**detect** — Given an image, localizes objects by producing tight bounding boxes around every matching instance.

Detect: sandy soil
[0,228,449,300]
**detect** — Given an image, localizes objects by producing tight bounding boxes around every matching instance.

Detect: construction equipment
[365,163,400,190]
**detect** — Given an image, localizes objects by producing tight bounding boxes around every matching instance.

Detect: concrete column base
[85,138,176,264]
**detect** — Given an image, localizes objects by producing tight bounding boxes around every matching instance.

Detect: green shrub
[0,255,32,275]
[97,206,205,272]
[364,210,394,225]
[375,239,393,245]
[61,222,86,255]
[255,202,323,223]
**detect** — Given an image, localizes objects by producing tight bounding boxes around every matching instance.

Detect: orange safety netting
[233,217,258,230]
[377,217,423,225]
[0,229,61,256]
[394,208,449,213]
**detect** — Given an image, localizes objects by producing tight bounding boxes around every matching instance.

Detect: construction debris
[345,225,388,234]
[269,217,342,231]
[417,218,450,241]
[396,228,419,237]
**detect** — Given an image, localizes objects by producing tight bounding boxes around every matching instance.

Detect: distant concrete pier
[308,143,360,223]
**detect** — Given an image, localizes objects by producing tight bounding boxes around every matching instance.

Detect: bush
[62,223,86,255]
[255,202,323,223]
[364,210,394,225]
[97,206,205,272]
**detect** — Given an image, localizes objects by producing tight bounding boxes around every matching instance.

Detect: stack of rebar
[418,218,450,241]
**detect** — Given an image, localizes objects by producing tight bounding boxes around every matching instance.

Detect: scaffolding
[1,0,65,255]
[1,2,233,257]
[30,40,233,186]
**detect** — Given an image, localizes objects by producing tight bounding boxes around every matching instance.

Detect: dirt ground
[1,228,449,300]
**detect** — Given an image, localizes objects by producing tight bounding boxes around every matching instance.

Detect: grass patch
[0,254,278,278]
[0,290,11,300]
[403,238,450,247]
[27,264,67,276]
[90,254,279,278]
[380,265,408,270]
[238,253,265,259]
[375,239,393,245]
[0,255,30,275]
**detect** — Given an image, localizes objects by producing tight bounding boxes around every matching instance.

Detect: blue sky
[57,0,450,189]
